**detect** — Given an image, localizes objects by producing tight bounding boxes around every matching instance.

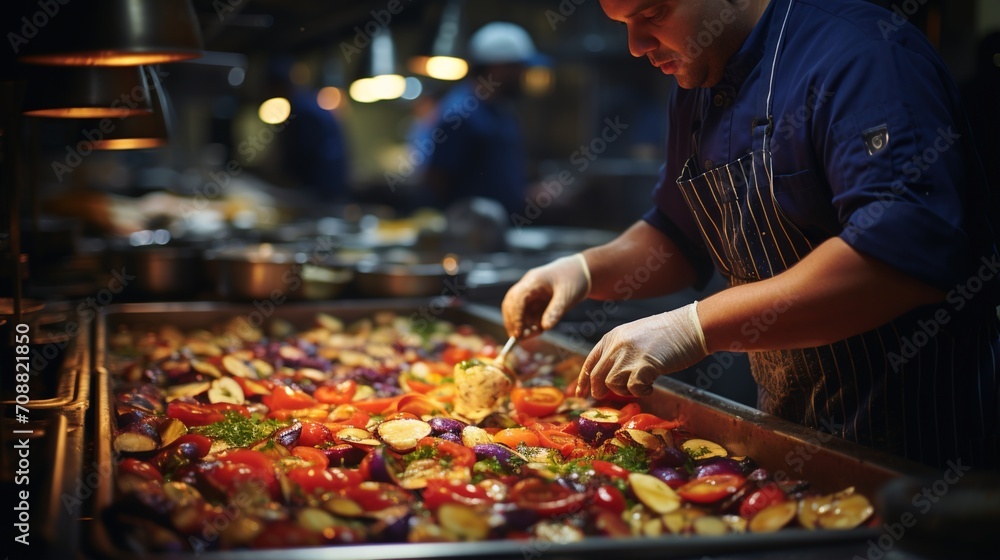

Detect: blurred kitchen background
[2,0,998,405]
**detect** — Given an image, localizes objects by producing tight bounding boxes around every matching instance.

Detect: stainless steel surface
[88,301,933,560]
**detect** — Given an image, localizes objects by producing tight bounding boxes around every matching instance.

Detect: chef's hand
[502,254,591,339]
[577,302,708,399]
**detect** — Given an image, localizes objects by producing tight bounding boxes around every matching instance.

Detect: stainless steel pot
[205,244,353,301]
[353,249,470,298]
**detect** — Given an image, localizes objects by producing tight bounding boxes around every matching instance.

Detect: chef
[502,0,999,470]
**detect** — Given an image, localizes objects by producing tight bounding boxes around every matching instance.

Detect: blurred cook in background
[413,22,537,216]
[265,57,352,204]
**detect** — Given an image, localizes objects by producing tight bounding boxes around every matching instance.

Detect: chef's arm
[697,237,943,352]
[582,220,700,300]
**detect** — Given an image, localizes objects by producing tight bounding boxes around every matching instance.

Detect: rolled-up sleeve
[817,41,971,291]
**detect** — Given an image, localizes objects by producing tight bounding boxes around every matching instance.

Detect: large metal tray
[87,300,933,560]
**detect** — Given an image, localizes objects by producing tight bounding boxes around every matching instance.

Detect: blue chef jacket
[645,0,999,469]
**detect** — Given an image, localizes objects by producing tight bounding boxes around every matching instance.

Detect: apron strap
[754,0,795,155]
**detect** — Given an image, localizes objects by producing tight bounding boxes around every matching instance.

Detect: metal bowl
[205,244,353,301]
[354,249,470,298]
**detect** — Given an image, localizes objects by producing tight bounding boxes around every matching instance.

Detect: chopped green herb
[456,358,487,370]
[402,444,436,464]
[591,409,613,420]
[194,412,282,448]
[473,457,506,475]
[687,445,713,460]
[550,376,568,390]
[606,444,650,473]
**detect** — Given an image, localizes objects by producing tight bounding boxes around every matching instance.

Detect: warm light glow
[349,75,406,103]
[369,74,406,100]
[349,78,379,103]
[23,107,151,118]
[316,87,343,110]
[258,97,291,124]
[91,138,167,150]
[442,254,460,275]
[425,56,467,80]
[523,66,553,95]
[20,51,200,66]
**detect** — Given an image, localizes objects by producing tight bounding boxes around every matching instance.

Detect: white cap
[468,22,536,65]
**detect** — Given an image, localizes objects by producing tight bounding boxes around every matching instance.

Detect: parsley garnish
[402,445,436,464]
[194,412,282,448]
[607,444,650,472]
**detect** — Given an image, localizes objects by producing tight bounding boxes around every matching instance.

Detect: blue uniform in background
[645,0,999,468]
[421,80,527,214]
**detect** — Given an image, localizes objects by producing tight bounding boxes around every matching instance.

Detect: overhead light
[90,67,170,150]
[409,0,468,81]
[21,65,153,118]
[349,28,405,102]
[18,0,202,66]
[258,97,291,124]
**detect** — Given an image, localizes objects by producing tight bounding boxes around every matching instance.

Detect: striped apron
[674,0,999,469]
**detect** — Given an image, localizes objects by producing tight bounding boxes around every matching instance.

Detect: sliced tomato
[166,401,223,427]
[314,379,358,405]
[263,385,317,411]
[327,404,371,428]
[342,481,413,511]
[510,478,588,517]
[399,372,436,394]
[118,458,162,482]
[677,474,747,504]
[739,482,787,519]
[535,430,589,457]
[415,436,476,468]
[286,466,362,495]
[591,460,630,481]
[592,484,627,514]
[492,428,541,449]
[615,402,642,425]
[510,386,565,418]
[292,445,330,468]
[298,421,334,448]
[351,395,404,415]
[422,479,495,511]
[395,394,448,417]
[211,449,279,499]
[206,402,251,417]
[441,346,474,366]
[622,413,681,432]
[232,375,274,396]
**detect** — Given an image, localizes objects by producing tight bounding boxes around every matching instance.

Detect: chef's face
[599,0,763,89]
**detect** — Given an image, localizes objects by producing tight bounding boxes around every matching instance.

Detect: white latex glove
[577,302,708,399]
[501,254,592,339]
